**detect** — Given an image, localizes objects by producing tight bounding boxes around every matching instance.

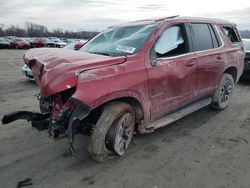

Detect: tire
[88,102,135,162]
[211,73,234,110]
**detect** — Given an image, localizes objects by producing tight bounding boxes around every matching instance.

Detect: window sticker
[116,45,136,54]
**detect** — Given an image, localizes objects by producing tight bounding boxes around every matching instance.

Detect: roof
[111,15,236,28]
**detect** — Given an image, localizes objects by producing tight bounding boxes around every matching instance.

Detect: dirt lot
[0,49,250,188]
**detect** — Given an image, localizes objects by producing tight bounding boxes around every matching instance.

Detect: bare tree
[1,22,99,39]
[5,25,26,37]
[25,22,48,37]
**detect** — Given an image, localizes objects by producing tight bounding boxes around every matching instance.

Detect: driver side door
[146,23,197,121]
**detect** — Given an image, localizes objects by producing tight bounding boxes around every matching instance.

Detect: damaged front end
[2,87,91,155]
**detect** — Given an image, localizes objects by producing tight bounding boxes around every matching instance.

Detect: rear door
[146,23,197,121]
[191,23,224,97]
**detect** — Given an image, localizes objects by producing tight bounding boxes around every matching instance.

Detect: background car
[30,38,55,48]
[242,39,250,79]
[0,38,10,49]
[48,37,66,48]
[22,64,34,80]
[10,38,30,49]
[63,40,87,50]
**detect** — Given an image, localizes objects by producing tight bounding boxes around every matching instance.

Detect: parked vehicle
[10,38,30,49]
[241,39,250,79]
[63,40,87,50]
[22,64,34,80]
[30,38,55,48]
[2,16,244,162]
[0,38,10,49]
[23,38,35,43]
[48,37,66,48]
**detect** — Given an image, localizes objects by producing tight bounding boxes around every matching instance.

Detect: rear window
[222,26,240,43]
[191,23,220,51]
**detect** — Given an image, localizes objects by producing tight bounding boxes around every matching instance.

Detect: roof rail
[155,15,179,22]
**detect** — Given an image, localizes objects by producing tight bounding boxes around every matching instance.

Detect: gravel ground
[0,49,250,188]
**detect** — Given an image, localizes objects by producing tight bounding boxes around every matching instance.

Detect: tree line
[0,22,249,39]
[0,22,99,39]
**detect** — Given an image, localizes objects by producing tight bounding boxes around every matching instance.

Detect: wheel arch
[224,66,237,83]
[95,96,145,122]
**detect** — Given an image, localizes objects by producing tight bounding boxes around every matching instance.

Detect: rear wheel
[211,73,234,110]
[88,102,135,162]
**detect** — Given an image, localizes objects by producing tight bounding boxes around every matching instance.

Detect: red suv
[2,16,244,161]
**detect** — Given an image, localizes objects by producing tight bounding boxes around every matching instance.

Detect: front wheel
[88,102,135,162]
[211,73,234,110]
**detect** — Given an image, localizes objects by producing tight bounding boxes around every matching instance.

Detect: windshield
[53,39,63,43]
[40,38,51,42]
[80,24,156,56]
[243,40,250,52]
[15,38,24,41]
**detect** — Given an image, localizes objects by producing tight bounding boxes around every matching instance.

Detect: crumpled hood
[24,48,126,97]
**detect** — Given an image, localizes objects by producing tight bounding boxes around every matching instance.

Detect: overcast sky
[0,0,250,31]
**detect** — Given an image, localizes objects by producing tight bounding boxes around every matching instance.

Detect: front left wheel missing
[88,102,135,162]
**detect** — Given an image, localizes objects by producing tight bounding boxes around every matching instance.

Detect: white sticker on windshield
[116,46,136,54]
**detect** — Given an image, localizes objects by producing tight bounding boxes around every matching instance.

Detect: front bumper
[2,111,50,131]
[1,98,92,155]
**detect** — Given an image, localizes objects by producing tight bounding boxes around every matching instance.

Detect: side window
[208,24,221,48]
[191,23,214,51]
[222,26,240,43]
[154,24,189,58]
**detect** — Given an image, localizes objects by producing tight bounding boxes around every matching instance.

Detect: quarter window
[208,24,220,48]
[222,26,240,43]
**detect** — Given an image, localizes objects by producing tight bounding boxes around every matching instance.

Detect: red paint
[30,39,47,48]
[74,42,86,50]
[24,17,244,132]
[10,39,30,49]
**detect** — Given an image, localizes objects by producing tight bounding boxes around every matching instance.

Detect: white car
[48,37,66,48]
[22,64,34,80]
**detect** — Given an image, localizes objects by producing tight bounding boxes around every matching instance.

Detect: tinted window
[208,24,220,48]
[191,23,213,51]
[223,27,240,43]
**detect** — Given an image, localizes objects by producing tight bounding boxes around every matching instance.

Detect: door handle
[185,61,195,67]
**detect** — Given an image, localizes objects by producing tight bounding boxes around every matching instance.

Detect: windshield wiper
[90,52,111,56]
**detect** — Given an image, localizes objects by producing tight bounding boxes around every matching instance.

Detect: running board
[146,97,212,131]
